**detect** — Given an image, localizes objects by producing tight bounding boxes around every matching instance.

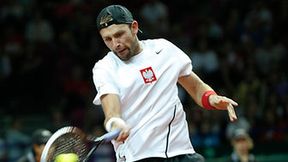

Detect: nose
[112,38,120,50]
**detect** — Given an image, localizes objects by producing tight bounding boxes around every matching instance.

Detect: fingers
[217,96,238,106]
[116,128,130,142]
[220,97,238,122]
[211,95,238,109]
[227,98,238,106]
[112,122,130,142]
[227,103,237,122]
[107,117,131,142]
[210,95,238,122]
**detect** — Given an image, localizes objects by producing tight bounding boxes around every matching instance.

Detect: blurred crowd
[0,0,287,161]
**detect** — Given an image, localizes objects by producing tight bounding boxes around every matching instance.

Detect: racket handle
[102,129,121,142]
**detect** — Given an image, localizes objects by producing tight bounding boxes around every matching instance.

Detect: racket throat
[84,140,104,161]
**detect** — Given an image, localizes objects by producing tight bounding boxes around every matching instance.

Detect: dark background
[0,0,287,161]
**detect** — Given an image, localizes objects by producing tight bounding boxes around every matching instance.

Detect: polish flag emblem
[140,67,157,84]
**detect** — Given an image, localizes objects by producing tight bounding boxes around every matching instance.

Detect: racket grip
[102,129,121,142]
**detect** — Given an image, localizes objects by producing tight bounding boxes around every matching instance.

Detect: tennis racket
[40,126,120,162]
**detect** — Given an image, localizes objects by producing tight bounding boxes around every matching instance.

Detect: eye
[114,31,124,38]
[104,37,112,42]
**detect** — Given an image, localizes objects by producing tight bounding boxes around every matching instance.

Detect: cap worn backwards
[96,5,134,31]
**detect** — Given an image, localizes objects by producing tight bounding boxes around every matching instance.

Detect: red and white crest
[140,67,157,84]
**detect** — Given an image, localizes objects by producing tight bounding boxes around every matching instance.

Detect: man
[228,129,256,162]
[17,129,52,162]
[93,5,238,162]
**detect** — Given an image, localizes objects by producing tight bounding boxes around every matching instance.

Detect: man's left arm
[178,72,238,122]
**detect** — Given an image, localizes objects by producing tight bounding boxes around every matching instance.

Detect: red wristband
[202,90,217,110]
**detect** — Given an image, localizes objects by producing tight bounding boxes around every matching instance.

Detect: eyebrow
[103,29,126,39]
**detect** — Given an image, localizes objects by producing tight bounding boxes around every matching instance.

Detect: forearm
[100,94,122,124]
[178,72,238,121]
[178,72,214,107]
[100,94,131,140]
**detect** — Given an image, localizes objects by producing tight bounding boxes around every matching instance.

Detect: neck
[132,37,142,56]
[236,150,249,162]
[239,155,249,162]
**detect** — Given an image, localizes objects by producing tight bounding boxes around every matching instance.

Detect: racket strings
[48,133,90,161]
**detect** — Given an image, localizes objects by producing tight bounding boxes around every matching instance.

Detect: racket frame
[40,126,120,162]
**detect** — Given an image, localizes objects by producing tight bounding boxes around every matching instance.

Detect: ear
[131,20,139,35]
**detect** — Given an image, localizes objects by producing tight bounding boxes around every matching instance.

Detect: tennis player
[93,5,238,162]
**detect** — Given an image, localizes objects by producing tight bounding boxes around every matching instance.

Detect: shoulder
[17,156,29,162]
[93,52,116,71]
[141,38,178,54]
[142,38,174,47]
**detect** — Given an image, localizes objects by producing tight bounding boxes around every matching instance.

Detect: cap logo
[100,14,113,27]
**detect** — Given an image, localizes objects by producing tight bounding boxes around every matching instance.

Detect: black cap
[32,129,52,145]
[96,5,134,31]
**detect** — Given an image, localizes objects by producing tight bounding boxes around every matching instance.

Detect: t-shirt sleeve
[163,39,193,77]
[92,64,119,105]
[178,51,193,77]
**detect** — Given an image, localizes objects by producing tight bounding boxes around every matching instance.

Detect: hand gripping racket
[40,126,120,162]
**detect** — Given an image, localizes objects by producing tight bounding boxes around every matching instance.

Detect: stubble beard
[117,37,140,61]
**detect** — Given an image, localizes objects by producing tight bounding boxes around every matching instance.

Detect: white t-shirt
[92,38,195,162]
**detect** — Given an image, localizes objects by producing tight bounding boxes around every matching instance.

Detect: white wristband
[105,117,125,132]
